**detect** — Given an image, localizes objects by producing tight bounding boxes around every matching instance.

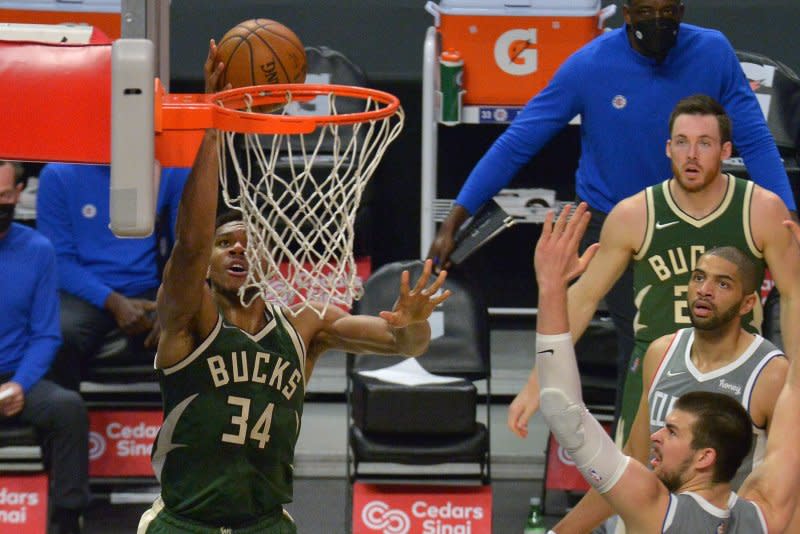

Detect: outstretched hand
[380,259,452,327]
[507,381,540,438]
[534,202,598,289]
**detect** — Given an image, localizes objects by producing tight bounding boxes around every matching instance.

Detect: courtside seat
[80,328,159,405]
[0,422,43,472]
[347,260,491,484]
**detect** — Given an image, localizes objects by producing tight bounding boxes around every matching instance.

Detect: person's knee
[52,388,88,430]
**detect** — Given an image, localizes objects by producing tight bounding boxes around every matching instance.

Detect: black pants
[50,289,158,391]
[579,201,635,422]
[1,378,89,512]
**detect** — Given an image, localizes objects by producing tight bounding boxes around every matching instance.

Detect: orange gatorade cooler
[426,0,615,105]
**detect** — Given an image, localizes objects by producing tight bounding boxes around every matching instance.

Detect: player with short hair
[137,43,451,533]
[532,202,800,533]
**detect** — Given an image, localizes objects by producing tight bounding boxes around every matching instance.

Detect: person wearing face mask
[0,161,89,534]
[427,0,796,431]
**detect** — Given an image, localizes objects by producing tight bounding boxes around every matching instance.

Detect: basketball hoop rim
[207,83,402,134]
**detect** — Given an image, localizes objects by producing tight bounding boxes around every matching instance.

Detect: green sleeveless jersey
[632,175,764,351]
[151,303,306,527]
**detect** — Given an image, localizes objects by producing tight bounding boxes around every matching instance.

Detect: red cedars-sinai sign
[352,483,492,534]
[89,410,162,477]
[0,474,48,531]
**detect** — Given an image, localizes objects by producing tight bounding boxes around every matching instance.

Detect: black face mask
[632,18,680,60]
[0,203,15,234]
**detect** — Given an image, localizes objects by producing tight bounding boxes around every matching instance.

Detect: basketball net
[215,86,404,317]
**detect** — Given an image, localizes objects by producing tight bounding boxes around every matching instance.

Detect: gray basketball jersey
[648,328,782,488]
[727,493,768,533]
[662,492,729,533]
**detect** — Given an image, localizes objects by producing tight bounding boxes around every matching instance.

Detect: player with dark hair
[137,43,451,534]
[531,202,800,533]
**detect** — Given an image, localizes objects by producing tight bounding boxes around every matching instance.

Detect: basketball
[216,19,307,89]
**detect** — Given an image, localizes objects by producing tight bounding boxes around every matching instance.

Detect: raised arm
[567,194,643,341]
[156,42,226,349]
[535,203,669,533]
[552,335,671,533]
[299,260,451,367]
[507,198,641,439]
[738,220,800,531]
[426,53,585,270]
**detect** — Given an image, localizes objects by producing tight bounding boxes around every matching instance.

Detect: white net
[216,87,404,317]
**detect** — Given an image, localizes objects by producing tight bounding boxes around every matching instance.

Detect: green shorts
[138,497,297,534]
[616,343,648,447]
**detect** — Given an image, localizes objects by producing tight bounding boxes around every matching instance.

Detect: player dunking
[137,43,451,533]
[533,202,800,533]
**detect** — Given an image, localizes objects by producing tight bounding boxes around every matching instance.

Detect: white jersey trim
[728,493,768,534]
[648,329,685,399]
[684,331,763,383]
[681,491,731,518]
[160,315,223,376]
[272,304,308,387]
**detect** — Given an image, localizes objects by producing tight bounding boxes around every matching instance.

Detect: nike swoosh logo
[151,393,198,481]
[666,370,685,377]
[537,349,554,357]
[655,220,680,229]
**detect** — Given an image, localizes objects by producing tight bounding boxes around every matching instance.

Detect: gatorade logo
[362,501,410,534]
[494,29,538,76]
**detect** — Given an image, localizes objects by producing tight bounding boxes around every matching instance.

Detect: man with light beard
[553,246,787,532]
[531,203,800,533]
[508,95,800,448]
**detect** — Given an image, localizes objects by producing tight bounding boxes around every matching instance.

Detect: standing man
[0,161,89,534]
[429,0,796,418]
[553,247,788,532]
[37,163,189,390]
[137,42,451,533]
[531,202,800,533]
[508,95,800,446]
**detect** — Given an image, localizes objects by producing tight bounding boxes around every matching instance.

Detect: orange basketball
[216,19,306,89]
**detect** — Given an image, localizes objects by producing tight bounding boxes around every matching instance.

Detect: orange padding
[0,40,112,164]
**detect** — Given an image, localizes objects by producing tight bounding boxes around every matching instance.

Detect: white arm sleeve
[536,332,629,494]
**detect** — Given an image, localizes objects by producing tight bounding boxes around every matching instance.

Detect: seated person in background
[37,163,189,390]
[0,161,89,534]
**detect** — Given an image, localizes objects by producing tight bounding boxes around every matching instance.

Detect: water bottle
[439,48,464,125]
[523,496,546,534]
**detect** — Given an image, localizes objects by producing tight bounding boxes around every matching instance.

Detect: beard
[657,455,693,493]
[689,298,741,330]
[670,160,720,193]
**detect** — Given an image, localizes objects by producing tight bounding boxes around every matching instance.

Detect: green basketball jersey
[632,175,765,351]
[151,303,306,527]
